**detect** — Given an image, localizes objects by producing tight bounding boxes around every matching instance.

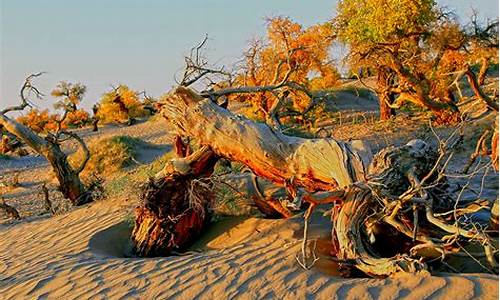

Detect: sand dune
[0,198,497,299]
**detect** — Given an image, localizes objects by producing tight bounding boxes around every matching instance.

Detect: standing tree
[0,74,92,205]
[231,17,339,125]
[51,81,90,129]
[96,85,147,126]
[91,104,100,132]
[334,0,465,122]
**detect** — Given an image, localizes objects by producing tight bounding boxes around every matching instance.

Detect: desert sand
[0,196,498,299]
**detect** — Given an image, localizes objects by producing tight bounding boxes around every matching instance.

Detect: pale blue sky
[1,0,498,111]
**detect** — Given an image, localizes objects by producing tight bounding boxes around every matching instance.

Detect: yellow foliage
[96,85,146,124]
[16,109,60,133]
[229,17,339,114]
[16,108,90,133]
[64,109,90,128]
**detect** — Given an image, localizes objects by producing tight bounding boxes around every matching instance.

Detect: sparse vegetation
[70,135,155,177]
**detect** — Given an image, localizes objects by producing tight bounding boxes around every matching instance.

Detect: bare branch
[178,35,232,87]
[59,130,90,175]
[1,72,45,115]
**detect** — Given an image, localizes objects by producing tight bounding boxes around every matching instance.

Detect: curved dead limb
[58,130,90,175]
[334,184,427,277]
[463,64,499,112]
[463,129,491,173]
[1,72,45,115]
[295,203,320,270]
[0,74,92,205]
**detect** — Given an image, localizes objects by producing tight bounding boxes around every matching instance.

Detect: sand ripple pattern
[0,200,498,300]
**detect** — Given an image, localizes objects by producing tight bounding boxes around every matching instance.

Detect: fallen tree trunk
[159,87,371,191]
[131,137,302,256]
[148,87,497,276]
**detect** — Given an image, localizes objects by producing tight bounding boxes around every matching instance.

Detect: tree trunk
[478,57,489,86]
[0,114,91,205]
[159,87,371,192]
[378,92,395,121]
[92,118,99,132]
[377,67,396,121]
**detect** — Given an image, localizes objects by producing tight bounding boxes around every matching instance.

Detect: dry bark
[376,67,396,121]
[159,87,371,192]
[150,87,496,276]
[0,114,91,205]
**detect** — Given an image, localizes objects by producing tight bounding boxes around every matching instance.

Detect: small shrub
[69,135,155,177]
[96,85,147,124]
[63,109,91,128]
[16,109,60,133]
[16,108,90,133]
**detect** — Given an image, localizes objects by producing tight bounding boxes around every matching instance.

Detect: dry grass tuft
[70,135,154,177]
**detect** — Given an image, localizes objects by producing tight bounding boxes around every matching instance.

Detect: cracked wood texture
[159,87,371,192]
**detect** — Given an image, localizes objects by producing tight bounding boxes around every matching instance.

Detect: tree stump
[132,175,213,256]
[131,146,219,257]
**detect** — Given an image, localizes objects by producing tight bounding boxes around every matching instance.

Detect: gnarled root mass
[132,175,213,257]
[131,145,219,257]
[140,87,498,277]
[334,139,498,277]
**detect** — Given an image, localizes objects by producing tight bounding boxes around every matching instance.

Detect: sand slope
[0,198,497,300]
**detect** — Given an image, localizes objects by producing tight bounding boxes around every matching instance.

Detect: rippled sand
[0,198,497,299]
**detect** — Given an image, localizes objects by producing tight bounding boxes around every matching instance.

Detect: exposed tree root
[132,175,213,257]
